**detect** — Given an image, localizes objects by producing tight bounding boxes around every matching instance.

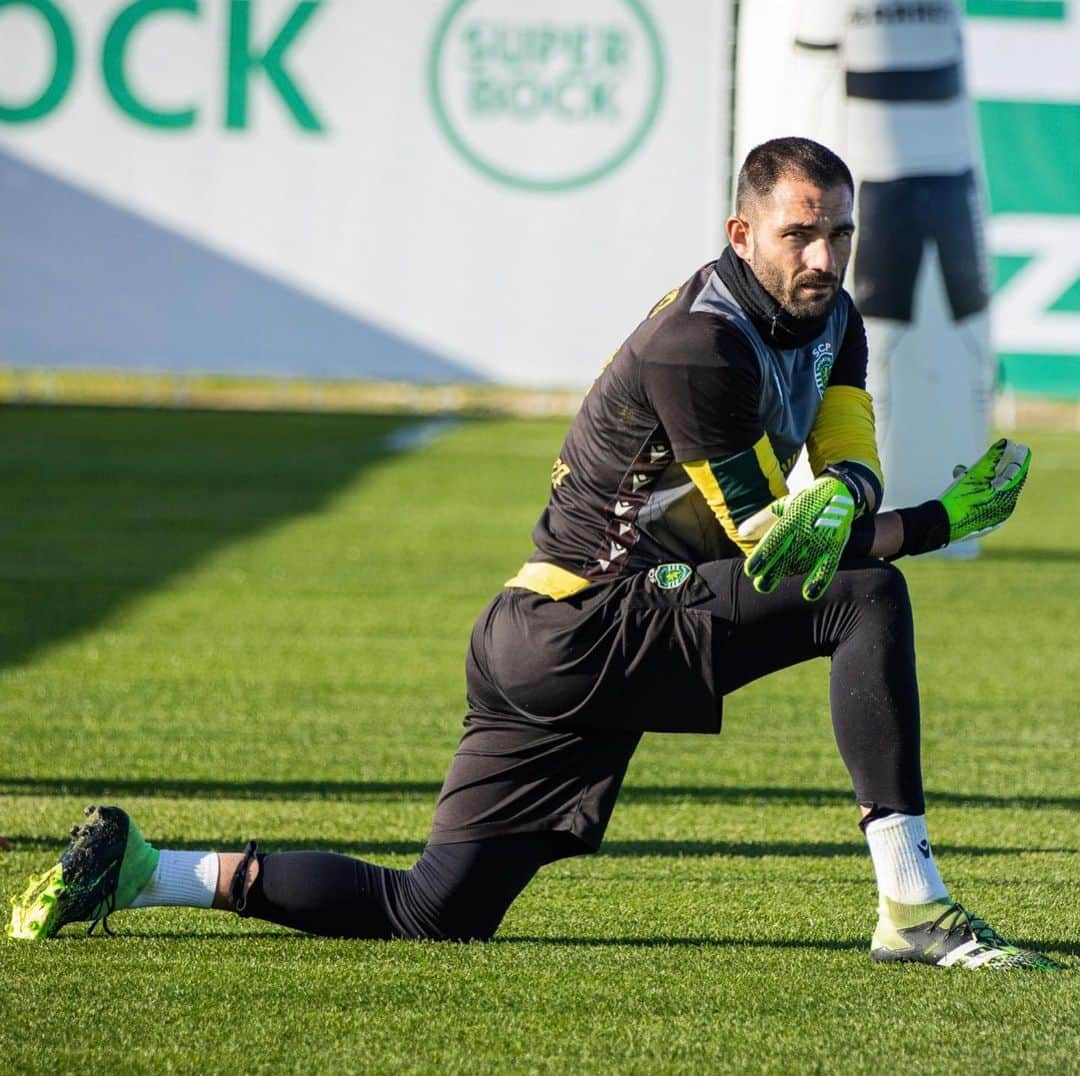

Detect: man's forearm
[847,501,952,561]
[867,511,903,559]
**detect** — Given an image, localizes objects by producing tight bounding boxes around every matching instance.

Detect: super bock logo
[812,342,835,398]
[428,0,665,192]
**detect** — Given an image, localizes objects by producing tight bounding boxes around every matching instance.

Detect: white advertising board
[0,0,732,387]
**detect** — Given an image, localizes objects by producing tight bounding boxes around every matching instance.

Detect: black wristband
[889,500,951,560]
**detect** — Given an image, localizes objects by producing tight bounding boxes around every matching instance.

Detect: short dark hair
[735,137,854,215]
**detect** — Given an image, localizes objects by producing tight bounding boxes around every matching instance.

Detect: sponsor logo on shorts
[648,562,691,589]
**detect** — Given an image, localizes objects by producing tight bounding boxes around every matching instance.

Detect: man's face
[728,176,854,319]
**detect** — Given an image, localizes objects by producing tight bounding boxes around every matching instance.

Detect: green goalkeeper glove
[744,475,857,601]
[938,438,1031,543]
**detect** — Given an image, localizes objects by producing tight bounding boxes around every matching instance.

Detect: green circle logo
[650,563,692,590]
[428,0,665,193]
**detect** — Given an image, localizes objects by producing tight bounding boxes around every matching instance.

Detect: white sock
[130,850,219,909]
[864,813,949,908]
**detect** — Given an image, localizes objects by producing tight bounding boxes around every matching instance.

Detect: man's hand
[938,438,1031,543]
[744,475,856,601]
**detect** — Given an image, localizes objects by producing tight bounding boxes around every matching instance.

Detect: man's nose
[804,238,836,275]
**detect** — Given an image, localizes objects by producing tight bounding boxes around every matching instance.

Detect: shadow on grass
[499,936,1080,957]
[981,547,1080,563]
[1014,940,1080,957]
[0,776,443,800]
[497,935,867,951]
[626,786,1080,811]
[3,775,1078,812]
[595,840,1077,859]
[35,928,1080,956]
[41,926,864,951]
[55,930,867,951]
[6,835,1075,860]
[0,405,427,669]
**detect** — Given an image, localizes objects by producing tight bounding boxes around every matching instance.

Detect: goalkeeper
[9,138,1060,971]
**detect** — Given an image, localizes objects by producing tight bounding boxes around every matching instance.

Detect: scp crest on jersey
[812,342,835,397]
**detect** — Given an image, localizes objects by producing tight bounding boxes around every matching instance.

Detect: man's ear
[726,215,753,260]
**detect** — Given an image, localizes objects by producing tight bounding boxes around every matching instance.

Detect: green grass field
[1,405,1077,1074]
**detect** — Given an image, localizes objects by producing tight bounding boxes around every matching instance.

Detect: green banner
[966,0,1079,398]
[977,101,1080,216]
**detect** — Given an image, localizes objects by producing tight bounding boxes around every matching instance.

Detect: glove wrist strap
[824,465,866,517]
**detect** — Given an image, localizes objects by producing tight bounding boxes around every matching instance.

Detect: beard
[751,257,842,320]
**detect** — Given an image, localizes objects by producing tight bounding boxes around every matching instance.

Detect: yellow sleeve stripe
[684,435,787,555]
[682,459,736,540]
[752,435,789,500]
[648,286,680,318]
[806,386,883,485]
[505,561,591,599]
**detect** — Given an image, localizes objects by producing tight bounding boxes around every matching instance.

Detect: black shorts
[428,556,921,853]
[429,564,725,851]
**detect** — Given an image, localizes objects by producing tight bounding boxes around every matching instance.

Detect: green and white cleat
[7,805,159,940]
[938,438,1031,543]
[871,897,1063,970]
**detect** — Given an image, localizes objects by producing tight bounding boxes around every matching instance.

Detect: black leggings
[240,557,921,941]
[697,556,922,815]
[238,833,574,940]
